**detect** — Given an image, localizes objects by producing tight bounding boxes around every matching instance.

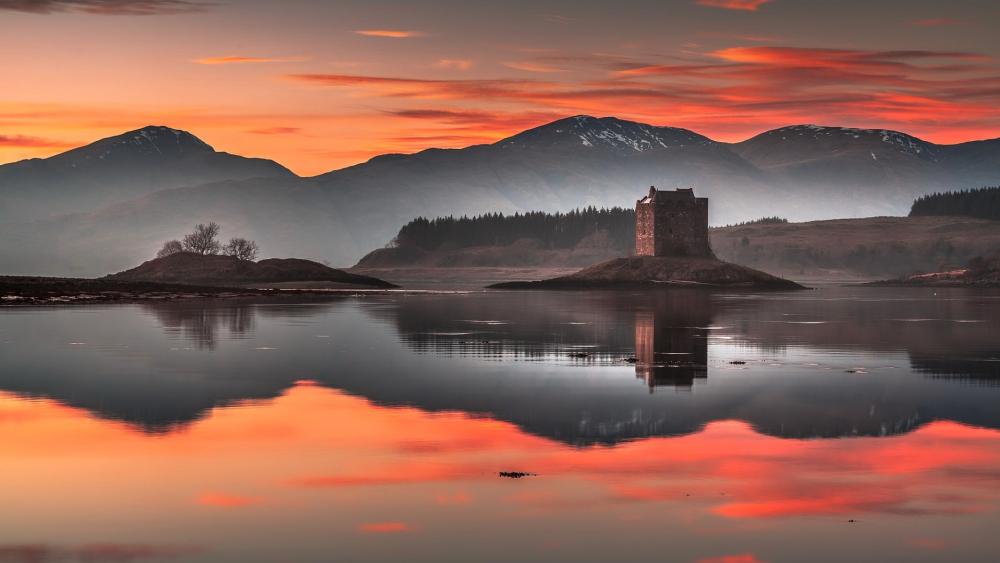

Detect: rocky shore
[0,276,399,306]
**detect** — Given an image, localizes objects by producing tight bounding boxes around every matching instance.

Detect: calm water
[1,287,999,562]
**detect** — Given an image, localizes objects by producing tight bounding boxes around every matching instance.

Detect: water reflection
[0,383,998,563]
[147,301,257,350]
[1,289,1000,443]
[912,353,1000,385]
[634,309,708,390]
[3,289,1000,561]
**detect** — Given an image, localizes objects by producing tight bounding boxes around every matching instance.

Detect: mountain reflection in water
[2,287,1000,562]
[2,289,1000,441]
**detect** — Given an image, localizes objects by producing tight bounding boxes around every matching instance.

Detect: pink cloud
[695,0,771,11]
[196,492,262,508]
[0,134,75,148]
[697,555,766,563]
[434,59,474,71]
[193,55,302,65]
[354,29,425,38]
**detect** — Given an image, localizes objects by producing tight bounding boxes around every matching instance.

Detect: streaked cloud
[282,44,1000,146]
[354,29,426,38]
[193,55,303,65]
[0,0,211,15]
[502,61,568,73]
[387,108,560,128]
[0,134,75,148]
[283,73,548,101]
[713,46,987,66]
[695,0,772,11]
[386,134,494,145]
[434,59,474,71]
[196,492,262,507]
[248,126,301,135]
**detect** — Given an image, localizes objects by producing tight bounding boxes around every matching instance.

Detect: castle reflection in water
[633,309,708,390]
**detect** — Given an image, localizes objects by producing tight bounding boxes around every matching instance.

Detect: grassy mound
[107,252,397,288]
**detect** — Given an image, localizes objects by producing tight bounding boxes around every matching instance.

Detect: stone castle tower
[635,186,712,257]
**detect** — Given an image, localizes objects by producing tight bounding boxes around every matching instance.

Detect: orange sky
[1,0,999,175]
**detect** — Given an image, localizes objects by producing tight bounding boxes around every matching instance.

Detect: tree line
[910,186,1000,220]
[394,207,637,251]
[718,216,789,228]
[157,222,259,261]
[392,208,801,252]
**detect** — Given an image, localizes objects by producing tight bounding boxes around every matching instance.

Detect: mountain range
[2,116,999,276]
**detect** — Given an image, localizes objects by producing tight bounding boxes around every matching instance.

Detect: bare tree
[182,222,221,255]
[156,240,183,258]
[223,237,259,261]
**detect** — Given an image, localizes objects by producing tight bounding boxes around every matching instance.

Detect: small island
[490,187,804,290]
[107,252,396,289]
[1,223,396,305]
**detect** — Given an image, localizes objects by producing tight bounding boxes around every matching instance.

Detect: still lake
[1,287,999,562]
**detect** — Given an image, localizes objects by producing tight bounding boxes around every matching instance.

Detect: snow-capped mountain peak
[51,125,215,166]
[751,124,938,159]
[496,115,714,153]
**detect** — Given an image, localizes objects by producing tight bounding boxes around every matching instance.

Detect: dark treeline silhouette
[719,216,788,228]
[910,187,1000,220]
[394,207,636,251]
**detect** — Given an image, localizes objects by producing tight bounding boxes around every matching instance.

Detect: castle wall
[653,198,711,257]
[635,202,657,256]
[634,188,712,258]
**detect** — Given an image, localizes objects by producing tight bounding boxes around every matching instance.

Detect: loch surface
[1,287,999,562]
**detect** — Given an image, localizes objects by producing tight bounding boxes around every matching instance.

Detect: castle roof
[638,186,698,204]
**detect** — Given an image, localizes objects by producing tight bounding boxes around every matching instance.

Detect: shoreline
[0,276,432,307]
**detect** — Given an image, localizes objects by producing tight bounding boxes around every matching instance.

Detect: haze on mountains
[1,125,292,219]
[3,115,999,277]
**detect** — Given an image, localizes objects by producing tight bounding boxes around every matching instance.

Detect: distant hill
[910,186,1000,220]
[3,116,1000,276]
[731,125,1000,192]
[712,215,1000,279]
[0,125,293,221]
[107,252,396,288]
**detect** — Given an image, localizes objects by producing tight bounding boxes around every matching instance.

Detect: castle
[635,186,712,257]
